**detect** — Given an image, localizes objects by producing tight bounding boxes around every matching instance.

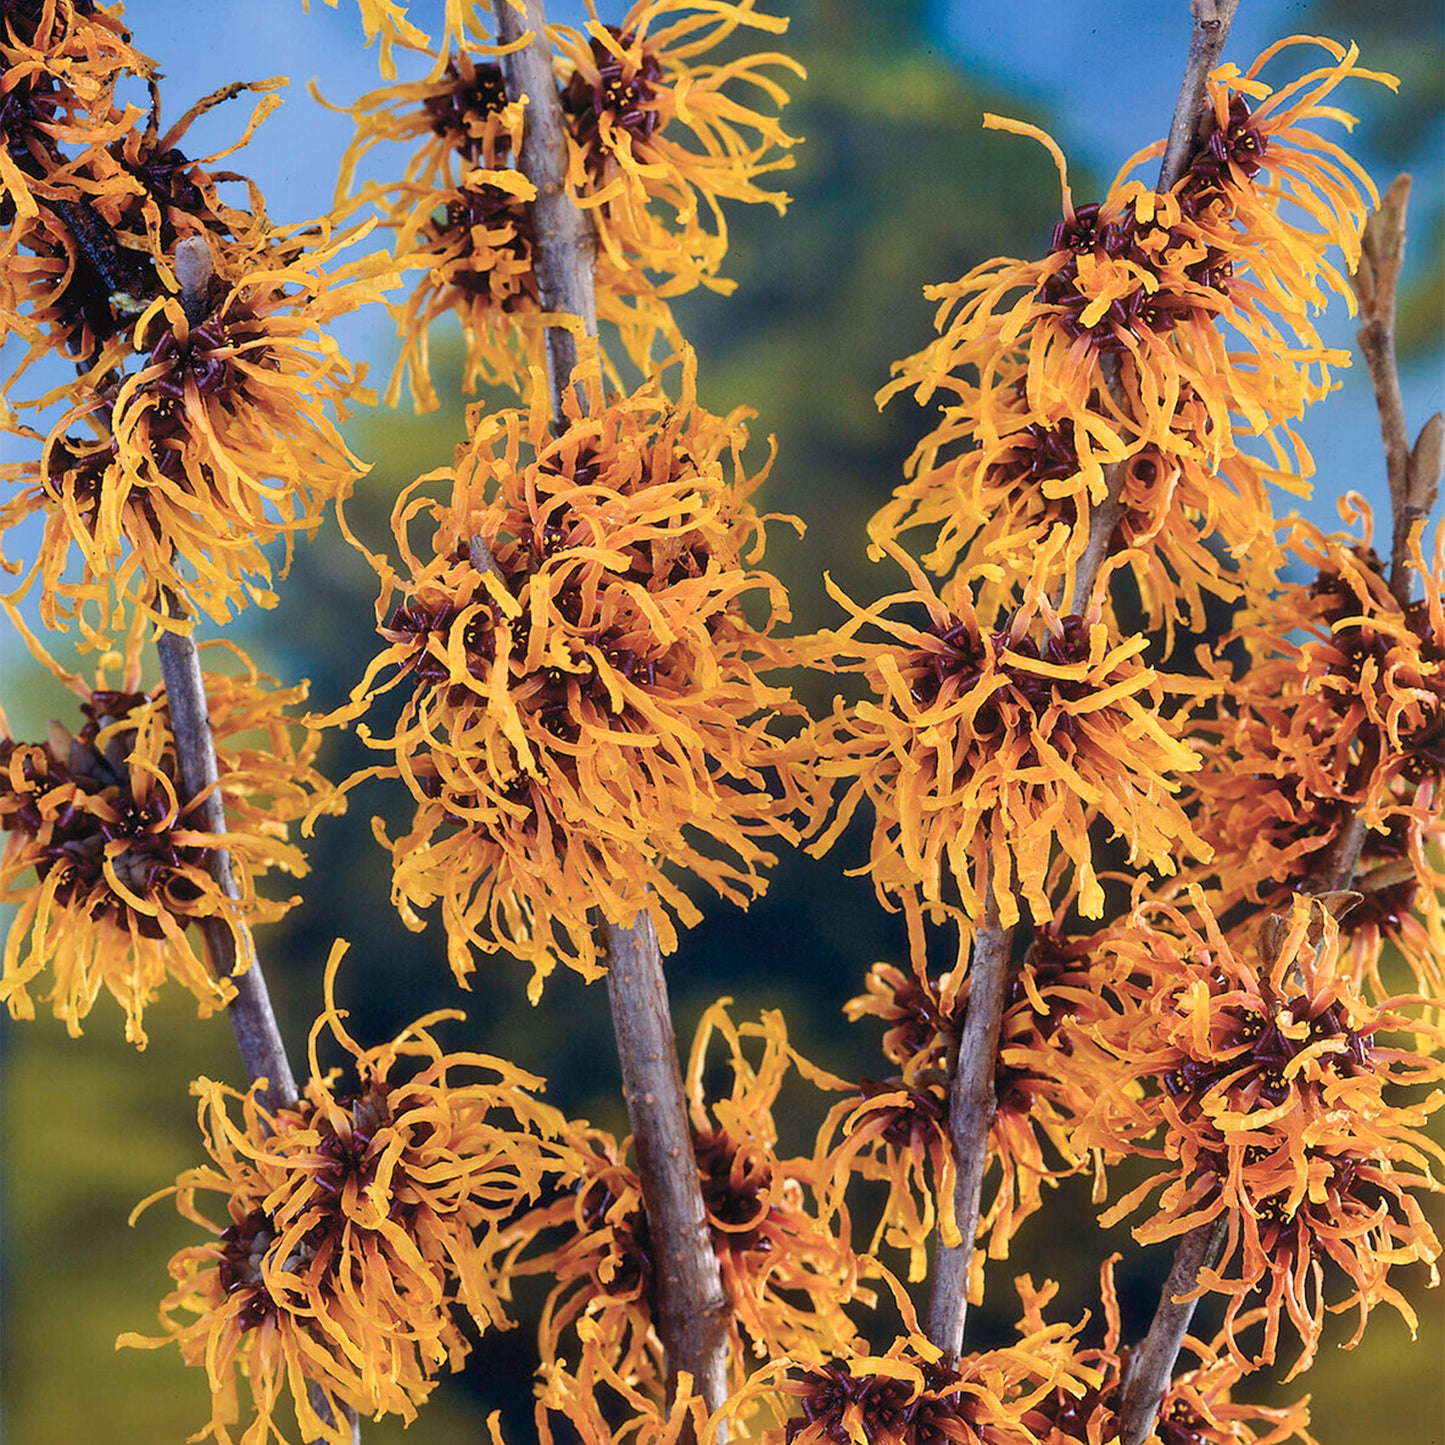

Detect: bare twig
[1069,357,1131,616]
[492,3,730,1415]
[1158,0,1242,193]
[155,620,298,1113]
[494,0,599,420]
[1116,1218,1227,1445]
[605,914,732,1412]
[925,894,1016,1363]
[1352,175,1443,605]
[1305,813,1372,897]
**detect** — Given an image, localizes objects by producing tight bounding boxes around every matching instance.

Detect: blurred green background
[2,1,1442,1441]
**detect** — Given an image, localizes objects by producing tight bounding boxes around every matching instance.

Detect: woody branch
[157,238,355,1445]
[927,0,1241,1369]
[494,0,732,1415]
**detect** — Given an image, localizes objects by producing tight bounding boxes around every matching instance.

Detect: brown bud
[1408,412,1443,517]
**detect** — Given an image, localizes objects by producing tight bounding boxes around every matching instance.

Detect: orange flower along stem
[1090,5,1252,1439]
[1069,0,1241,616]
[1116,19,1444,1444]
[149,241,298,1113]
[153,256,353,1445]
[494,0,731,1417]
[925,0,1243,1371]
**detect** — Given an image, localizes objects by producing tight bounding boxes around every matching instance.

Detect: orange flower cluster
[333,357,823,994]
[1013,1265,1318,1445]
[799,46,1441,1419]
[121,945,576,1444]
[720,1268,1317,1444]
[505,1001,862,1394]
[1078,893,1443,1379]
[1190,504,1445,996]
[874,39,1393,631]
[0,638,333,1046]
[1,4,1430,1441]
[0,2,394,641]
[811,546,1206,937]
[815,938,1115,1290]
[328,0,799,405]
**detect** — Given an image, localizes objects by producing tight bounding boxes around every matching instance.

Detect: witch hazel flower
[1083,890,1444,1379]
[121,943,577,1444]
[810,541,1207,938]
[0,635,334,1047]
[325,352,824,996]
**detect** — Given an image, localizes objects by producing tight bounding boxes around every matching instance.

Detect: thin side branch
[605,914,732,1413]
[494,0,599,420]
[493,4,731,1415]
[1116,1218,1227,1445]
[925,902,1016,1363]
[1351,174,1443,605]
[1306,813,1371,897]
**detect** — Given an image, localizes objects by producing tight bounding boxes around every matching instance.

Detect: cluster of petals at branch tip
[869,38,1395,639]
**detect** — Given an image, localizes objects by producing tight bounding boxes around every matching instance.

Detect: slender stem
[155,621,299,1113]
[1116,1218,1227,1445]
[925,896,1015,1363]
[1086,6,1242,1431]
[605,913,732,1413]
[161,183,291,1116]
[1069,357,1131,616]
[494,0,599,420]
[1157,0,1242,193]
[160,258,353,1444]
[492,3,730,1414]
[1351,174,1443,606]
[1307,813,1371,897]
